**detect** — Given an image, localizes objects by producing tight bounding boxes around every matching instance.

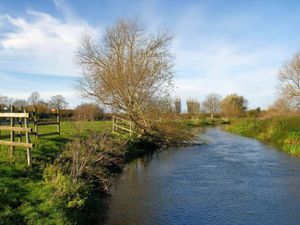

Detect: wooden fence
[0,106,61,166]
[112,116,133,136]
[0,106,33,166]
[33,109,61,138]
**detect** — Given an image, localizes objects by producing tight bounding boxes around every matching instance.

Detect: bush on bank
[225,116,300,155]
[0,119,199,225]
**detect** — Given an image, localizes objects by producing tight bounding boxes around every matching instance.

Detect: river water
[105,127,300,225]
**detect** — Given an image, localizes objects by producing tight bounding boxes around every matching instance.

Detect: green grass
[0,121,111,225]
[225,116,300,156]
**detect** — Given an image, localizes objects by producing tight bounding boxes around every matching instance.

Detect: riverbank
[225,116,300,156]
[0,121,112,225]
[0,119,197,225]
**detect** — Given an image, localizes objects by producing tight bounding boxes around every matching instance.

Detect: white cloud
[170,9,293,109]
[0,9,100,76]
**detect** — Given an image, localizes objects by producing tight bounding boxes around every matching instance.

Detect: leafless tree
[27,92,41,108]
[203,93,221,118]
[14,99,27,109]
[186,98,200,115]
[77,18,174,133]
[27,92,49,112]
[279,52,300,108]
[174,97,181,114]
[49,95,68,109]
[0,95,12,109]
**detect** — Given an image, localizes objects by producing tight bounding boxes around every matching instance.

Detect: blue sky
[0,0,299,109]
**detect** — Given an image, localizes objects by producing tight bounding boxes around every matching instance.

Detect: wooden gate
[0,106,34,166]
[112,116,133,136]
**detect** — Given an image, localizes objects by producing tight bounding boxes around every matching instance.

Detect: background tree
[267,97,293,116]
[279,52,300,109]
[220,94,248,117]
[27,92,48,112]
[0,95,12,109]
[247,107,261,118]
[77,18,173,133]
[203,93,221,118]
[186,98,200,115]
[49,95,68,109]
[14,99,27,109]
[74,103,104,121]
[27,92,41,109]
[174,97,181,114]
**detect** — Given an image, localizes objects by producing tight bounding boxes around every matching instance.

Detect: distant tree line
[173,93,248,118]
[0,92,105,121]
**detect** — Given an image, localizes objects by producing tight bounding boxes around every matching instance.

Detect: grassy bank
[1,120,190,225]
[0,121,115,225]
[225,116,300,155]
[0,118,202,225]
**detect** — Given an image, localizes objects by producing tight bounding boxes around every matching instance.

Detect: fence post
[33,109,38,138]
[18,106,23,142]
[24,109,32,167]
[10,105,15,156]
[56,109,60,136]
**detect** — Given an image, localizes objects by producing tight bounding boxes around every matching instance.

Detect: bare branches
[63,132,126,190]
[76,18,174,132]
[186,99,200,115]
[203,93,221,118]
[279,52,300,101]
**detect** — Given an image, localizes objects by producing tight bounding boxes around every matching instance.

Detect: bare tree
[77,18,174,133]
[186,98,200,115]
[174,97,181,114]
[49,95,68,109]
[27,92,41,107]
[14,99,27,109]
[267,97,294,116]
[0,95,12,109]
[203,93,221,118]
[279,52,300,108]
[27,92,48,112]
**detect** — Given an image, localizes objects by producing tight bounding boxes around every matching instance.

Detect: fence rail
[0,113,29,118]
[112,116,133,136]
[0,106,33,166]
[0,106,61,166]
[33,109,60,138]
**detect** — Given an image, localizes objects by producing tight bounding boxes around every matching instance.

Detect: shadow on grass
[0,177,28,225]
[33,137,69,161]
[68,192,110,225]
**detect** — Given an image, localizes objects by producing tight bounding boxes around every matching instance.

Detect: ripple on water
[105,128,300,225]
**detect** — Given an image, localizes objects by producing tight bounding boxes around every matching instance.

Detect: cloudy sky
[0,0,299,109]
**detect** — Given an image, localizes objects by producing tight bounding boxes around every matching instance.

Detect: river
[104,127,300,225]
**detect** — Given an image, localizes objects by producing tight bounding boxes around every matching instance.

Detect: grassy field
[225,116,300,156]
[0,121,111,225]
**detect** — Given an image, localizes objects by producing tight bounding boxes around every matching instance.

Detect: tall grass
[225,116,300,155]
